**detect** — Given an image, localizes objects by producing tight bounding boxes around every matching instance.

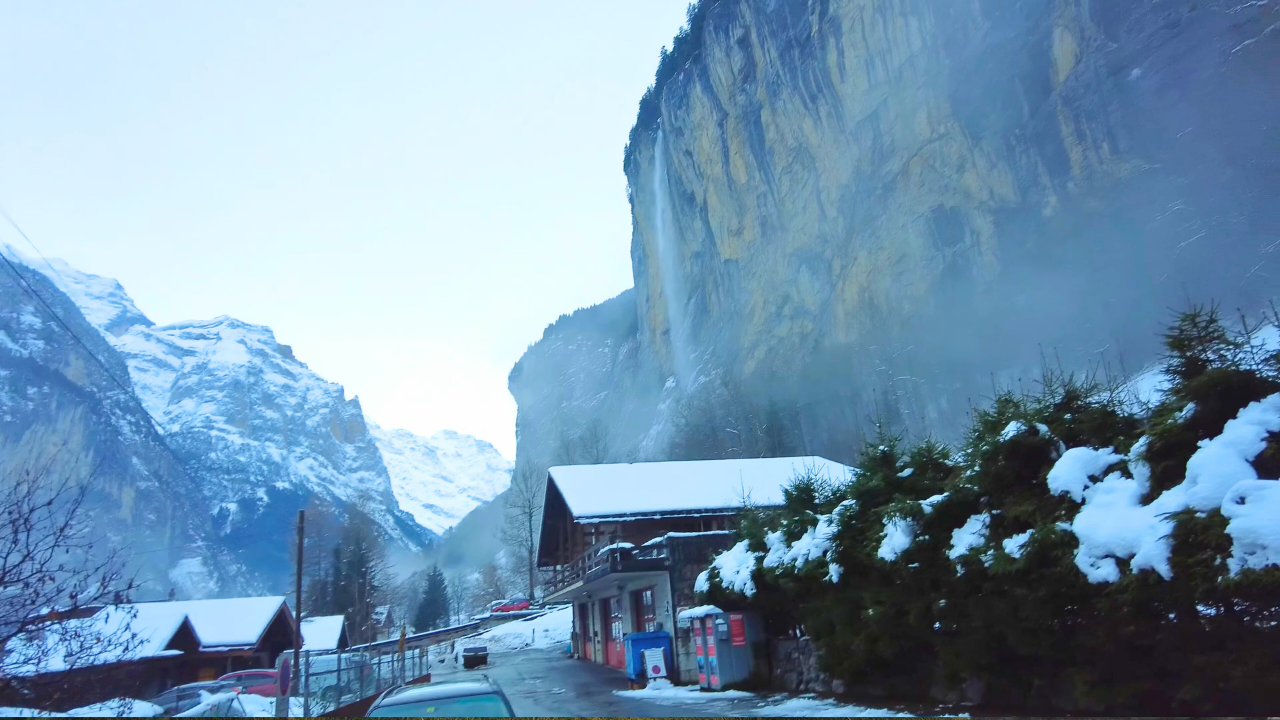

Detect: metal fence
[295,645,431,716]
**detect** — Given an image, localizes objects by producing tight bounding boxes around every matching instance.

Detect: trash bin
[623,631,672,683]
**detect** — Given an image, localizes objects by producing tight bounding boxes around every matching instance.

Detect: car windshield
[368,694,510,717]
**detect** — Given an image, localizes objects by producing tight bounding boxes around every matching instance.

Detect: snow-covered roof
[300,615,347,651]
[548,457,853,519]
[4,603,195,676]
[156,596,291,649]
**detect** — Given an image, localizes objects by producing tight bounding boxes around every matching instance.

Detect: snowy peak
[370,423,512,535]
[10,250,153,337]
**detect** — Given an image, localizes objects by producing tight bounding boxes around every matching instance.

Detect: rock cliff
[0,253,215,595]
[512,0,1279,464]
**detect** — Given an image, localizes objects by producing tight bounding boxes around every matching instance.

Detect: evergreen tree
[696,308,1280,715]
[414,565,449,631]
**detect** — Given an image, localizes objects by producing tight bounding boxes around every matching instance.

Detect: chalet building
[300,614,351,652]
[1,596,296,712]
[537,456,852,683]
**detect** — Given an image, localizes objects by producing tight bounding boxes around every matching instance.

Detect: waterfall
[652,128,694,388]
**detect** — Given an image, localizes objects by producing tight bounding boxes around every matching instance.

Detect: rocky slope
[0,251,216,596]
[512,0,1280,466]
[370,423,512,535]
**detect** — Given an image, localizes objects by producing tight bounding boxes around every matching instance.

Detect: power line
[0,209,165,434]
[0,203,69,287]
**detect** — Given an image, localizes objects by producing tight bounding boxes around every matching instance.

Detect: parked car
[366,677,515,717]
[461,644,489,669]
[491,596,530,613]
[149,681,232,716]
[218,669,278,697]
[305,651,374,704]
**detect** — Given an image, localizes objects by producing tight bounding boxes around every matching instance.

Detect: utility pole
[293,510,305,696]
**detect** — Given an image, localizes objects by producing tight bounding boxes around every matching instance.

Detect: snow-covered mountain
[8,250,509,590]
[371,424,511,534]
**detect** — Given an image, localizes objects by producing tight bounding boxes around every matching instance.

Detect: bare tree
[0,455,141,703]
[499,466,543,599]
[578,417,612,464]
[471,562,508,610]
[445,569,476,624]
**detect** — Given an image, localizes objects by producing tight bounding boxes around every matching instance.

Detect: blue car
[366,677,515,717]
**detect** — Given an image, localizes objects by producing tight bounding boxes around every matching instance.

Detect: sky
[0,1,693,458]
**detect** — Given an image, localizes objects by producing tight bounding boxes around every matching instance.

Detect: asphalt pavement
[429,648,727,717]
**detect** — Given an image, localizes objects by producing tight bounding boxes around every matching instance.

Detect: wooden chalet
[536,456,853,682]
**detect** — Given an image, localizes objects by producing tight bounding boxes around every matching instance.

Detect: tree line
[697,307,1280,715]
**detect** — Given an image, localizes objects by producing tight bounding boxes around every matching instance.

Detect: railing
[544,539,671,597]
[292,645,431,717]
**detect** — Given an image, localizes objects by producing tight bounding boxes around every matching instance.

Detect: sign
[676,606,691,628]
[729,613,746,647]
[642,647,667,679]
[277,656,291,697]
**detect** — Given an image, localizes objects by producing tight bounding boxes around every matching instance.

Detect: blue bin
[623,631,672,682]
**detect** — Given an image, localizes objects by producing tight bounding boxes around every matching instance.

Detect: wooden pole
[293,510,305,695]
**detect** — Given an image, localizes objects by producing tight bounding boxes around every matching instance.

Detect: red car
[218,669,278,697]
[491,596,531,613]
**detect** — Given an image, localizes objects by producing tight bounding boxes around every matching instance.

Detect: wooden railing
[545,539,670,596]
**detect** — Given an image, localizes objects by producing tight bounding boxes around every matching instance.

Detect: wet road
[429,648,724,717]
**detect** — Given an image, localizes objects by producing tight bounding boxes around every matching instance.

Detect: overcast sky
[0,1,692,457]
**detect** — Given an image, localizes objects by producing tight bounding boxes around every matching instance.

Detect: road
[427,647,914,717]
[429,648,721,717]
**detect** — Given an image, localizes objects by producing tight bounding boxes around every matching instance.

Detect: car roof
[375,679,501,706]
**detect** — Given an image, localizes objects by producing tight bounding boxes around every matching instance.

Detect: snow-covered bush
[694,307,1280,715]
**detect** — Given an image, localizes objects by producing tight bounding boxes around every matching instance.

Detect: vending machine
[695,610,765,690]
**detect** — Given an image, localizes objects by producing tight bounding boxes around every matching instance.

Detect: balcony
[544,539,670,599]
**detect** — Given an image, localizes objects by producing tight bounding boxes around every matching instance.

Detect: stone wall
[767,637,844,695]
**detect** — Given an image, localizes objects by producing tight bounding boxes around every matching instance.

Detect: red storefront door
[603,596,625,669]
[631,587,657,633]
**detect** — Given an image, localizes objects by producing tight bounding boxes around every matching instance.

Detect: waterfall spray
[653,128,694,388]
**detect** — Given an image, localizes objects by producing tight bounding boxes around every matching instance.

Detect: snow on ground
[746,695,915,717]
[233,694,306,717]
[615,679,754,702]
[464,606,573,652]
[615,681,915,717]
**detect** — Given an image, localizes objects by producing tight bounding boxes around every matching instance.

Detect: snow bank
[748,695,915,717]
[1056,393,1280,582]
[465,606,572,652]
[224,695,305,717]
[614,679,753,702]
[65,699,162,717]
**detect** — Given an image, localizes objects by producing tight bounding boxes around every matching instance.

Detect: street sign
[277,655,291,697]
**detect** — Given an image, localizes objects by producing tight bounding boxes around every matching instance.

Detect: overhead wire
[0,206,167,434]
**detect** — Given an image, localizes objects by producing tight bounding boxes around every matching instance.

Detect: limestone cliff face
[626,0,1277,383]
[0,258,214,595]
[513,0,1278,464]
